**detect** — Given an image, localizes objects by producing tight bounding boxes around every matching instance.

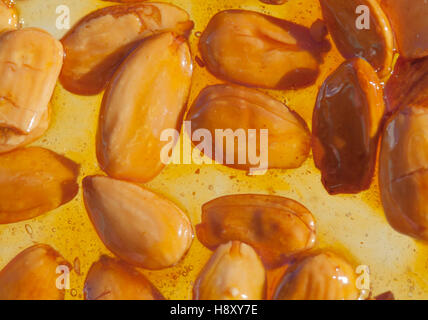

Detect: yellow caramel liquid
[0,0,427,300]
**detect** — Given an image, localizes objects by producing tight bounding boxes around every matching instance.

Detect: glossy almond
[97,32,192,182]
[0,147,79,224]
[60,3,193,95]
[194,241,266,300]
[381,0,428,59]
[84,256,164,300]
[199,10,329,90]
[0,244,71,300]
[320,0,394,77]
[197,194,316,268]
[385,57,428,116]
[379,106,428,240]
[186,84,311,172]
[273,251,359,300]
[312,58,385,194]
[82,175,193,270]
[0,107,50,154]
[0,0,17,31]
[0,28,63,135]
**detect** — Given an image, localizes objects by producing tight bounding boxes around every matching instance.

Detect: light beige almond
[0,244,71,300]
[97,32,192,183]
[60,3,193,95]
[194,241,266,300]
[0,28,63,135]
[82,175,193,270]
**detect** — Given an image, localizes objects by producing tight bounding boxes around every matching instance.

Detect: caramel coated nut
[97,32,192,183]
[84,256,165,300]
[193,241,266,300]
[381,0,428,59]
[320,0,394,77]
[0,107,50,154]
[379,106,428,241]
[82,175,193,270]
[60,3,194,95]
[312,58,385,195]
[260,0,287,4]
[199,10,329,90]
[0,0,17,31]
[0,28,63,135]
[196,194,316,268]
[273,251,359,300]
[0,147,80,224]
[186,84,311,172]
[385,57,428,116]
[0,244,71,300]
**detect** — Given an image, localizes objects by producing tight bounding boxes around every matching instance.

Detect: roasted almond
[312,58,385,194]
[186,84,311,173]
[199,10,329,90]
[82,175,193,270]
[0,107,50,154]
[320,0,394,77]
[60,3,193,95]
[385,56,428,116]
[0,28,63,135]
[197,194,316,268]
[379,106,428,240]
[0,0,17,31]
[84,255,165,300]
[97,32,192,182]
[0,147,79,224]
[193,241,266,300]
[0,244,71,300]
[273,251,359,300]
[381,0,428,59]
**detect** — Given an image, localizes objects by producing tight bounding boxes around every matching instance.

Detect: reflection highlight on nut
[273,251,359,300]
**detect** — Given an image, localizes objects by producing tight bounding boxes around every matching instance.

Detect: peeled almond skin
[84,256,165,300]
[0,244,71,300]
[97,32,192,183]
[312,58,385,195]
[60,3,193,95]
[274,251,359,300]
[0,147,79,224]
[197,194,316,268]
[199,10,330,90]
[193,241,266,300]
[0,28,63,135]
[186,85,311,172]
[385,57,428,116]
[0,0,17,31]
[320,0,394,77]
[82,175,193,270]
[0,107,50,154]
[381,0,428,59]
[379,106,428,241]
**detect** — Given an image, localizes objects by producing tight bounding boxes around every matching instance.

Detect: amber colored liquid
[0,0,427,300]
